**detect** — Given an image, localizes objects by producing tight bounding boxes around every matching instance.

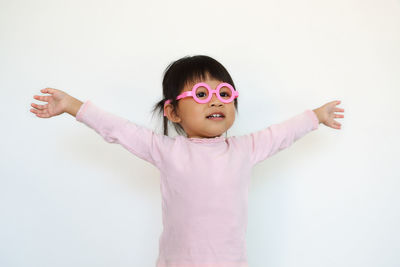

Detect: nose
[209,92,223,106]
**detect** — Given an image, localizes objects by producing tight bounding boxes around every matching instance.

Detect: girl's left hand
[313,100,345,130]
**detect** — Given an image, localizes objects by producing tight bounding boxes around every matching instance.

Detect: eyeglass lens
[194,85,233,102]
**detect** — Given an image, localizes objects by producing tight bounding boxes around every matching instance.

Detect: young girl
[30,55,344,267]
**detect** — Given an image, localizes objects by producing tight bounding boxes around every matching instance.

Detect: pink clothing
[76,101,319,267]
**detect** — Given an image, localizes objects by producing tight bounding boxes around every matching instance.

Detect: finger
[31,108,50,118]
[33,95,50,102]
[38,113,50,118]
[30,107,44,115]
[333,120,342,127]
[41,88,55,95]
[30,106,42,113]
[31,103,48,110]
[335,107,344,112]
[334,114,344,118]
[36,113,50,118]
[331,122,341,129]
[328,119,341,126]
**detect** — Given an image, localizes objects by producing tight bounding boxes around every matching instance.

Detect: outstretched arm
[312,100,345,129]
[30,87,83,118]
[31,87,165,167]
[241,99,345,166]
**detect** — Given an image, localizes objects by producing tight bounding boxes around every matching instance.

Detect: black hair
[151,55,239,137]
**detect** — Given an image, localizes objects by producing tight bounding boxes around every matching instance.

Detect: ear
[164,103,182,123]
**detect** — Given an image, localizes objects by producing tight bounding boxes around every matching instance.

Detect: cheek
[182,105,203,120]
[228,105,236,116]
[229,113,235,123]
[229,110,236,122]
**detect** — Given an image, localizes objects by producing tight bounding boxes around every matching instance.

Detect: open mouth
[206,114,225,120]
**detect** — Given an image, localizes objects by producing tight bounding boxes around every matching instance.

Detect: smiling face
[165,73,236,139]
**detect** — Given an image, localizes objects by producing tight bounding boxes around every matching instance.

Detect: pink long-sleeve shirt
[76,100,319,267]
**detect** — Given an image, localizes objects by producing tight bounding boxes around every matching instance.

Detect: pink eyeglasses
[163,82,239,116]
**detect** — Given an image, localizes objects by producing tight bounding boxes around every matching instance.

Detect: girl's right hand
[30,88,73,118]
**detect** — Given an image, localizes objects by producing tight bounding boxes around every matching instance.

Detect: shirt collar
[186,135,226,143]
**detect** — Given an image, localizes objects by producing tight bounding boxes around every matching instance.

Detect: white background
[1,0,399,266]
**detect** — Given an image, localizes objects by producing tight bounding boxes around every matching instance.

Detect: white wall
[1,0,399,266]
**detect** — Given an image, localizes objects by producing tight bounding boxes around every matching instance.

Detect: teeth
[208,114,222,118]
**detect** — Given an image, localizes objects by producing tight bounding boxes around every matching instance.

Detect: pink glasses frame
[163,82,239,116]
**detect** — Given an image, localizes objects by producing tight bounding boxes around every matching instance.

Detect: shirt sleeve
[237,110,319,166]
[75,100,167,168]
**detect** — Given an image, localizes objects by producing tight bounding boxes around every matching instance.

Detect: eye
[219,86,232,98]
[220,92,228,97]
[197,92,206,98]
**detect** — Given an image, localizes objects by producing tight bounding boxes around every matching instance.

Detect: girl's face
[166,74,236,139]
